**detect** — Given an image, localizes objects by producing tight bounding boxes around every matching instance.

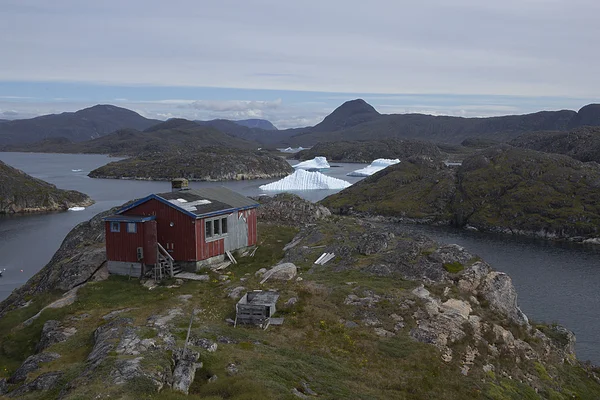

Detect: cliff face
[323,146,600,241]
[0,160,93,214]
[0,196,598,399]
[88,150,293,181]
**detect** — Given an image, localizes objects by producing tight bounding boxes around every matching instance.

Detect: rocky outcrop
[36,320,77,352]
[8,352,61,383]
[7,372,63,397]
[0,159,93,214]
[256,193,331,225]
[172,349,201,394]
[260,263,298,282]
[0,207,114,319]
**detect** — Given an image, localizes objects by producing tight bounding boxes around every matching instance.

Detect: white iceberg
[292,156,330,170]
[279,146,308,153]
[259,169,352,191]
[347,158,400,177]
[71,169,83,172]
[68,206,86,211]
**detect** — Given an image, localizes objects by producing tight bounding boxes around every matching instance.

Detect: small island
[0,160,93,214]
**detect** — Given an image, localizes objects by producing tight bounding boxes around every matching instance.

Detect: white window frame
[205,215,229,242]
[126,222,137,233]
[110,221,120,232]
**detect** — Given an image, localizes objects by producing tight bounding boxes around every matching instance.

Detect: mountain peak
[569,103,600,128]
[313,99,380,132]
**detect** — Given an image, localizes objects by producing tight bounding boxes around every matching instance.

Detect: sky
[1,0,599,128]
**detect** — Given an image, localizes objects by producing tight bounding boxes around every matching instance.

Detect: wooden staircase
[154,243,174,281]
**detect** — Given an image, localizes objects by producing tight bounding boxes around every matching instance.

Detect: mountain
[234,118,277,130]
[4,119,257,156]
[510,126,600,163]
[568,104,600,128]
[311,99,380,132]
[322,146,600,240]
[0,105,161,146]
[0,160,93,213]
[294,139,443,162]
[195,119,295,145]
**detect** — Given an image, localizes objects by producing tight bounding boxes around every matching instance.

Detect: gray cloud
[1,0,599,97]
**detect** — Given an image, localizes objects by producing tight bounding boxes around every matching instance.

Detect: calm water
[0,153,599,364]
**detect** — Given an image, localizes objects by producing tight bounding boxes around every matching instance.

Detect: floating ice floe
[347,158,400,177]
[292,156,330,170]
[68,207,86,211]
[71,169,83,172]
[259,169,352,191]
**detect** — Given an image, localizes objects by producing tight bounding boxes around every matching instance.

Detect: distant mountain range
[0,105,160,146]
[2,99,600,152]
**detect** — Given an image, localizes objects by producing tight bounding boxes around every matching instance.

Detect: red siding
[247,208,257,246]
[143,220,158,265]
[123,199,197,261]
[197,214,225,260]
[105,221,146,263]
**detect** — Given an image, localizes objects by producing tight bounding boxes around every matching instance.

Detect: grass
[443,261,465,273]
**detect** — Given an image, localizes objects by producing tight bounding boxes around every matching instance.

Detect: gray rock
[175,279,184,285]
[190,337,218,352]
[177,294,193,302]
[256,193,331,226]
[36,320,77,352]
[116,327,155,355]
[87,318,132,370]
[261,263,297,282]
[9,352,61,383]
[226,363,239,376]
[102,308,134,320]
[255,268,268,276]
[8,372,63,397]
[172,349,201,394]
[228,286,246,299]
[0,378,8,395]
[480,272,529,326]
[344,321,359,328]
[208,375,218,383]
[301,381,318,396]
[291,387,310,399]
[285,297,298,307]
[217,336,238,344]
[112,357,143,385]
[357,232,393,255]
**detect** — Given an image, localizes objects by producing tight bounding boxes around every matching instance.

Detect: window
[127,222,136,233]
[221,218,228,234]
[214,219,220,235]
[205,220,213,238]
[110,222,120,232]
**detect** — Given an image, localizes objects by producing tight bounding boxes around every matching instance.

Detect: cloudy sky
[1,0,598,128]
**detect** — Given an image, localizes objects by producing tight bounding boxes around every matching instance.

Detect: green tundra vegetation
[1,217,599,399]
[0,160,92,214]
[322,145,600,239]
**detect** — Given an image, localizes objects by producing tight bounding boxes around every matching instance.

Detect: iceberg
[292,156,330,170]
[260,169,352,191]
[68,206,86,211]
[279,146,308,153]
[71,169,83,172]
[347,158,400,177]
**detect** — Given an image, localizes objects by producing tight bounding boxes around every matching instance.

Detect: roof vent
[171,178,189,192]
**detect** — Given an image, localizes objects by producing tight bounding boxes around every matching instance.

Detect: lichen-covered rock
[36,320,77,352]
[8,372,63,397]
[357,232,393,255]
[88,318,133,370]
[261,263,297,282]
[8,352,61,383]
[480,271,529,326]
[172,349,201,394]
[255,193,331,225]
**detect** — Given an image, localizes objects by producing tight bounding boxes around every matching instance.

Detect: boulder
[261,263,297,282]
[36,320,77,352]
[9,352,61,383]
[0,378,7,395]
[228,286,246,299]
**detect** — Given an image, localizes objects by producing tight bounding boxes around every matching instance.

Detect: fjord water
[0,153,599,365]
[0,153,366,302]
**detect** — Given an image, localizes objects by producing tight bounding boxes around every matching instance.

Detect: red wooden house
[103,183,259,278]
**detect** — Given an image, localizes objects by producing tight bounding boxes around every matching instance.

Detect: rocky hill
[234,119,277,130]
[88,148,293,181]
[294,139,443,162]
[0,160,93,213]
[5,119,257,156]
[322,146,600,241]
[510,126,600,163]
[0,195,598,399]
[0,105,160,146]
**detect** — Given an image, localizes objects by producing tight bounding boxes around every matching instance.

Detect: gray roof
[156,187,259,217]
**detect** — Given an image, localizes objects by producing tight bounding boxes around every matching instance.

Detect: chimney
[171,178,189,192]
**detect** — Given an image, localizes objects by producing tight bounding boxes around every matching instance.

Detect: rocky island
[322,145,600,242]
[0,194,598,399]
[0,160,93,214]
[88,149,293,181]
